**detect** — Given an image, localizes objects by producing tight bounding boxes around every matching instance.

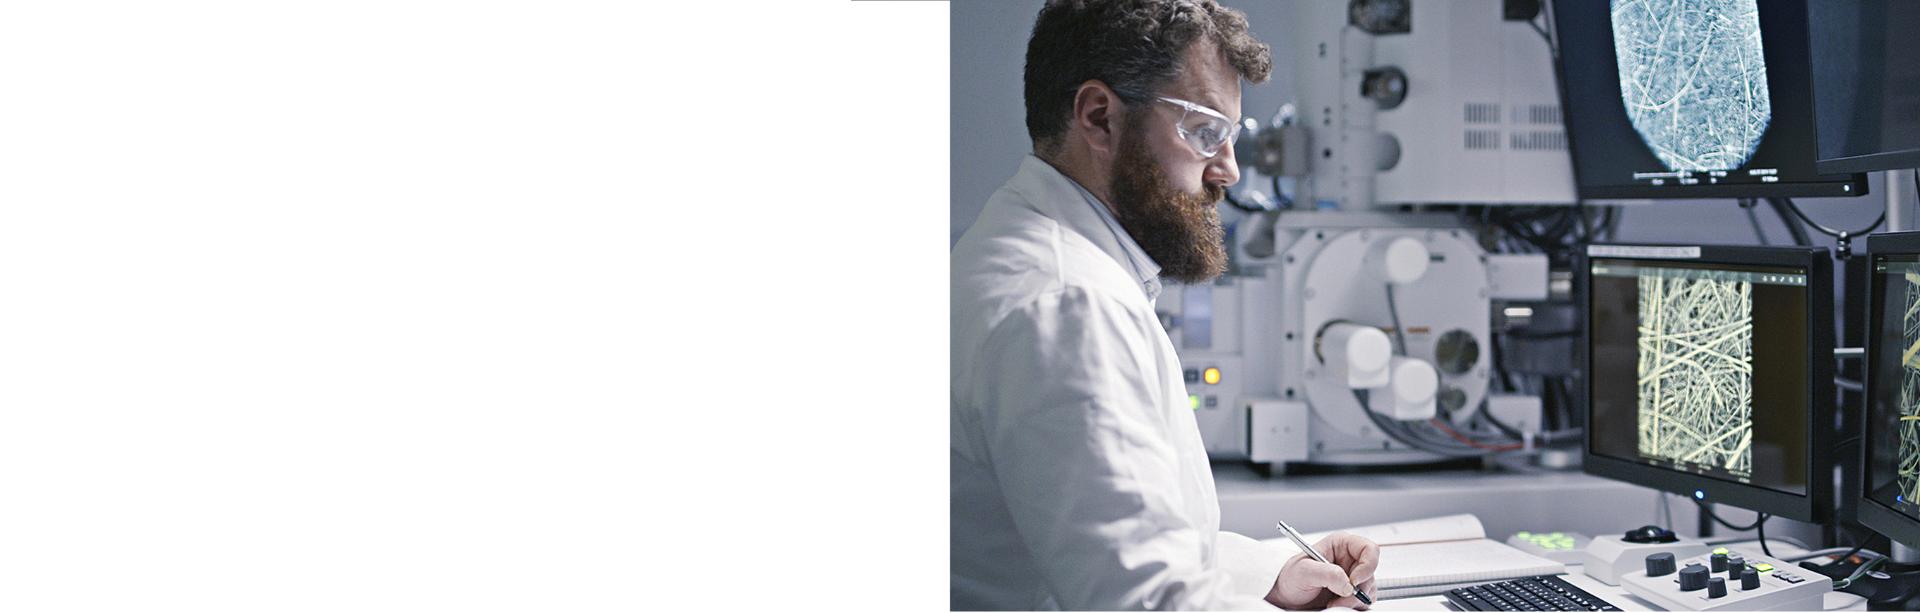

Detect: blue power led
[1694,490,1706,500]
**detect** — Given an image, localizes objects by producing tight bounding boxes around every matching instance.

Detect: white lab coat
[951,156,1283,610]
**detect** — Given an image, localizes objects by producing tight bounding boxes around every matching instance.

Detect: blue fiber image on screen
[1610,0,1772,172]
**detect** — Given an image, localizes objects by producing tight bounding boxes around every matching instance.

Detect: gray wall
[950,0,1896,246]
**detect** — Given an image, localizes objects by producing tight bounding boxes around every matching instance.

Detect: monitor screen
[1550,0,1868,199]
[1586,256,1811,497]
[1865,251,1920,527]
[1807,0,1920,174]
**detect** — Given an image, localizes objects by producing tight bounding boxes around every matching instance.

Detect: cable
[1428,417,1524,451]
[1787,546,1886,564]
[1766,197,1815,246]
[1384,284,1408,355]
[1833,556,1886,590]
[1770,196,1883,258]
[1660,493,1674,532]
[1272,173,1292,209]
[1695,500,1766,531]
[1352,390,1511,457]
[1741,199,1770,245]
[1756,513,1773,558]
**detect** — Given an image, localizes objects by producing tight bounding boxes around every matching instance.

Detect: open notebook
[1257,514,1565,599]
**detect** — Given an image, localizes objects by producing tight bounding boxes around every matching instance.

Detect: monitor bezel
[1546,0,1871,200]
[1577,243,1835,523]
[1857,232,1920,547]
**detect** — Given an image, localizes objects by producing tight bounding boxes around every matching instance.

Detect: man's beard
[1107,123,1228,284]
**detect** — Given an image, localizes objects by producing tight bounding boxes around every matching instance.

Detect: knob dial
[1741,569,1761,590]
[1710,552,1728,572]
[1708,577,1727,598]
[1727,555,1746,578]
[1645,552,1677,576]
[1679,564,1710,591]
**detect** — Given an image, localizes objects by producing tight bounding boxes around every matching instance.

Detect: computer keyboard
[1444,575,1623,611]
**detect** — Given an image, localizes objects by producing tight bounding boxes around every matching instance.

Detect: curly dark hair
[1023,0,1273,156]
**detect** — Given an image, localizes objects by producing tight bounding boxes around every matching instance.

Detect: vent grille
[1466,130,1501,150]
[1465,103,1501,124]
[1528,104,1561,125]
[1510,131,1567,151]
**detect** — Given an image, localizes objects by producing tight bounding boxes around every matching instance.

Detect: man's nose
[1207,142,1241,189]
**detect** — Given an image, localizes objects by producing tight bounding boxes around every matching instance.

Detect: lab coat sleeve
[1217,531,1293,602]
[976,287,1276,610]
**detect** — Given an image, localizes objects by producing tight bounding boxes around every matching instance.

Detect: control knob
[1679,564,1709,591]
[1644,552,1677,577]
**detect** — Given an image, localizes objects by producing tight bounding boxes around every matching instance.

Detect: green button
[1754,563,1773,572]
[1189,395,1200,410]
[1550,532,1564,538]
[1517,531,1533,538]
[1713,547,1729,555]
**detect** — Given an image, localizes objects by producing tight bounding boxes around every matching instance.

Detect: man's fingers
[1318,533,1382,584]
[1297,559,1357,596]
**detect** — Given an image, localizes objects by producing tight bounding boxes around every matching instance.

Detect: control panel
[1618,547,1829,611]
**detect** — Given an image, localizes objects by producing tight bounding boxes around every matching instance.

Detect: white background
[0,1,946,610]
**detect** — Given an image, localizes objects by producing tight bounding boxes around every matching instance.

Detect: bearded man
[950,1,1380,610]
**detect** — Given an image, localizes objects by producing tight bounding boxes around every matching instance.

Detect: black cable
[1829,542,1870,569]
[1741,200,1770,245]
[1777,196,1884,238]
[1771,196,1883,258]
[1477,406,1527,440]
[1272,173,1292,209]
[1765,197,1815,246]
[1756,513,1773,558]
[1695,500,1766,531]
[1352,390,1491,456]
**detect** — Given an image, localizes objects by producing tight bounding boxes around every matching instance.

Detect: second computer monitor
[1860,233,1920,547]
[1580,244,1834,523]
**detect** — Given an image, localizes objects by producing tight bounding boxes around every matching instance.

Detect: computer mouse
[1622,525,1677,543]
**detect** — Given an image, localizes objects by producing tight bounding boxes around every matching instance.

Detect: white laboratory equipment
[1164,0,1570,472]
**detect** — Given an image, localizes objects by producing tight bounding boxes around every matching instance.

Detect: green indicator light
[1190,395,1200,410]
[1713,547,1729,555]
[1517,532,1532,538]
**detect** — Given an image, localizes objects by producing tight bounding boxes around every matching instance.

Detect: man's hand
[1265,532,1380,610]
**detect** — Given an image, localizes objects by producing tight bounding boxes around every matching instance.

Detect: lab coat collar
[1015,155,1163,303]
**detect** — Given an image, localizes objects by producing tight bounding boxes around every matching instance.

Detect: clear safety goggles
[1155,96,1240,159]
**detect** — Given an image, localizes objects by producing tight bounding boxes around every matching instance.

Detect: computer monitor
[1579,244,1835,523]
[1548,0,1868,199]
[1859,232,1920,547]
[1806,1,1920,174]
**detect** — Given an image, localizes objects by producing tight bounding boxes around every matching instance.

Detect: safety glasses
[1155,96,1239,159]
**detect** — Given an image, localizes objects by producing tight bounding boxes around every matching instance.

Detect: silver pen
[1276,521,1372,605]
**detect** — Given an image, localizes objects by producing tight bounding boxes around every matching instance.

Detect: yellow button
[1203,367,1222,385]
[1754,563,1773,572]
[1713,547,1729,555]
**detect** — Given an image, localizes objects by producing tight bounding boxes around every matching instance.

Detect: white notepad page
[1259,514,1565,598]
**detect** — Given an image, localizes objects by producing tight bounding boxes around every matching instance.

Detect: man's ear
[1071,80,1123,158]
